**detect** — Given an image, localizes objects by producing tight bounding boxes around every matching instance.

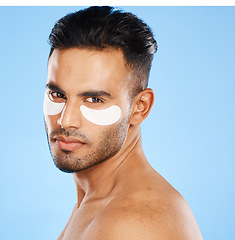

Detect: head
[49,6,157,98]
[44,6,157,173]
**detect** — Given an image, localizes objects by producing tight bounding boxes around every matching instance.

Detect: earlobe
[129,88,155,126]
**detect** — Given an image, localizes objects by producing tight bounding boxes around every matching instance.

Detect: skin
[44,48,203,240]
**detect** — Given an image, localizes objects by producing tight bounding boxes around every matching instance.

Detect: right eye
[48,91,66,103]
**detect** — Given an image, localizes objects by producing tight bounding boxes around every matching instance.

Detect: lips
[54,136,85,151]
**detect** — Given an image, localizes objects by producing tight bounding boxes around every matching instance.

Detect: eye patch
[43,93,65,115]
[80,105,121,126]
[43,92,121,126]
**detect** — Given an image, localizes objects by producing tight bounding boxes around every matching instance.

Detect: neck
[72,125,146,206]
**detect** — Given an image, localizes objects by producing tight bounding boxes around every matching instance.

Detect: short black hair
[48,6,157,98]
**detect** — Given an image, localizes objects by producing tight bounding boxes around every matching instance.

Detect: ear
[129,88,155,126]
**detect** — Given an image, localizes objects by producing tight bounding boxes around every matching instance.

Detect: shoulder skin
[83,174,203,240]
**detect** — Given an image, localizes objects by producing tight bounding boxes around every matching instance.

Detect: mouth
[53,136,85,152]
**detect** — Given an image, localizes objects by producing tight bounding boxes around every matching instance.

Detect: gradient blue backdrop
[1,6,234,239]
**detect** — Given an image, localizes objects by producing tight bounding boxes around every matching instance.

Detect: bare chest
[60,202,105,240]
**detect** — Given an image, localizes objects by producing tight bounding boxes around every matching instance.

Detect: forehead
[47,48,131,94]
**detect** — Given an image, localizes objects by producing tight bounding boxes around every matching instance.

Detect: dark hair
[48,6,157,97]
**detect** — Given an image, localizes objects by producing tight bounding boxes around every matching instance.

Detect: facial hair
[44,117,129,173]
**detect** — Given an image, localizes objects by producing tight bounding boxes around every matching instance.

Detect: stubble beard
[44,118,129,173]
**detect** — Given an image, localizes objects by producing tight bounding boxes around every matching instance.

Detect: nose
[57,99,82,129]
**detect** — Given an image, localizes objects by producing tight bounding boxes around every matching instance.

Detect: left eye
[86,97,103,103]
[51,92,65,99]
[48,91,66,103]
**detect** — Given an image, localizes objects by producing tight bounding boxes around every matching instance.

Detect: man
[44,6,203,240]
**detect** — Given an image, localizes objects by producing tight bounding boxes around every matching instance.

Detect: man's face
[44,48,133,173]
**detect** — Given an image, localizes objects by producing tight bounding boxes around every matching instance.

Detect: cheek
[80,105,121,126]
[44,114,58,132]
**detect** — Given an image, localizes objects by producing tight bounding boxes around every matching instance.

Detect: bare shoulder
[87,175,203,240]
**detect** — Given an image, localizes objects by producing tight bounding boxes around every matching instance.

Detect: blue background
[1,6,234,239]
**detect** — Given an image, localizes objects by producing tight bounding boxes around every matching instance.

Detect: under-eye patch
[80,105,121,126]
[43,92,121,126]
[43,93,65,115]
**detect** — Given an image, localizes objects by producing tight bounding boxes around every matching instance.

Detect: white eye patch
[43,93,65,115]
[80,105,121,126]
[43,92,121,126]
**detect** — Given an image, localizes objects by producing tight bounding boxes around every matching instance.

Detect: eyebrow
[77,90,112,98]
[46,83,66,95]
[46,83,112,98]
